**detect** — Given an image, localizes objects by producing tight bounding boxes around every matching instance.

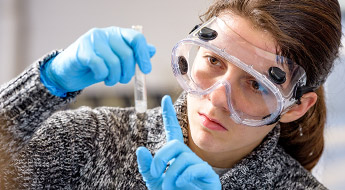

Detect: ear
[280,92,318,123]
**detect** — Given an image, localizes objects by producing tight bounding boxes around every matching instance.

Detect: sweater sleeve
[0,50,80,167]
[1,106,151,189]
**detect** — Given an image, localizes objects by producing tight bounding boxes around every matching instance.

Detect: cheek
[234,125,276,148]
[187,96,215,142]
[191,67,214,89]
[186,95,200,127]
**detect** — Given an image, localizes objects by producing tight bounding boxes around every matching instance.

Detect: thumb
[136,147,153,177]
[161,95,183,143]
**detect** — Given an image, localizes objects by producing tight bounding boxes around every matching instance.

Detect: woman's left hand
[136,95,221,190]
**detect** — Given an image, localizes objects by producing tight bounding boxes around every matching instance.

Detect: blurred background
[0,0,344,189]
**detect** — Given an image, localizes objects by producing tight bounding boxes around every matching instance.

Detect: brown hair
[201,0,342,171]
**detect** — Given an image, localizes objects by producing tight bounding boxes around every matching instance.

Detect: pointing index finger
[161,95,183,143]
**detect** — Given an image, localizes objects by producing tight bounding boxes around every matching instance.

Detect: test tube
[132,25,147,113]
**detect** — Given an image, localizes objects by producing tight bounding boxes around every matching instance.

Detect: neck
[187,130,262,169]
[187,138,243,168]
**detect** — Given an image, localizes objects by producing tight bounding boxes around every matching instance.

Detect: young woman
[0,0,341,189]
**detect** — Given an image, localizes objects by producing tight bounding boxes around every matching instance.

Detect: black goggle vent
[268,67,286,84]
[177,56,188,75]
[198,27,218,41]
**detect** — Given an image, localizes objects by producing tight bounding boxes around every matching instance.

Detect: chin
[190,126,226,152]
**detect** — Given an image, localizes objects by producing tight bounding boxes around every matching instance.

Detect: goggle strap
[295,86,316,105]
[189,24,201,34]
[263,114,281,126]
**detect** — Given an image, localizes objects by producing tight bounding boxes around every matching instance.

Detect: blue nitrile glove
[40,27,156,97]
[136,95,222,190]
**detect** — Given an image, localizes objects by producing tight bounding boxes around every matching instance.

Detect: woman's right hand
[40,26,156,96]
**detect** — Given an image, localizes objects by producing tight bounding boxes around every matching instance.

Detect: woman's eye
[207,56,221,65]
[251,81,260,90]
[250,80,268,94]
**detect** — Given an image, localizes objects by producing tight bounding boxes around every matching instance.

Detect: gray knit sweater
[0,51,327,189]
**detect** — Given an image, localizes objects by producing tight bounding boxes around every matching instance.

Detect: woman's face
[187,13,278,161]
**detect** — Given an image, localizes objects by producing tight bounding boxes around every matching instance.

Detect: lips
[199,113,227,131]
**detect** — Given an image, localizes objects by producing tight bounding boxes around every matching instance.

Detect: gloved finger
[87,56,109,81]
[104,54,121,86]
[116,46,135,84]
[161,95,183,143]
[106,27,136,84]
[77,39,109,81]
[148,44,156,58]
[121,28,152,74]
[176,163,221,189]
[93,38,121,86]
[162,151,202,190]
[136,147,153,178]
[151,140,190,178]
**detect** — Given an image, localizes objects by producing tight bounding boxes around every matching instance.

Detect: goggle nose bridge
[196,80,243,124]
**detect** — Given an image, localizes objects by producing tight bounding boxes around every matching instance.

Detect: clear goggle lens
[172,16,307,126]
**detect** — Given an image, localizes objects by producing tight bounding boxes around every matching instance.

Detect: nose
[206,63,242,113]
[207,83,230,112]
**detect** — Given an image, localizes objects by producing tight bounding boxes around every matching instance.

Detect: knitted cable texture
[0,52,327,189]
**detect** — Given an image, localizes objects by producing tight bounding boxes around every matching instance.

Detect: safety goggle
[171,16,310,127]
